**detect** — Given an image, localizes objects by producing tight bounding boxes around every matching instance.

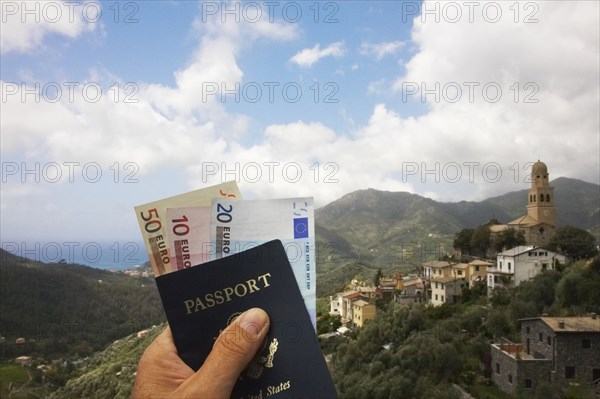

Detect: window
[565,366,575,379]
[524,379,532,389]
[528,252,532,256]
[441,295,444,302]
[435,294,438,301]
[475,266,480,272]
[541,195,544,202]
[496,363,500,374]
[508,262,512,271]
[539,332,543,342]
[508,374,513,384]
[499,261,502,268]
[533,194,536,202]
[435,282,438,289]
[458,270,463,276]
[547,336,551,346]
[546,194,550,202]
[582,339,591,349]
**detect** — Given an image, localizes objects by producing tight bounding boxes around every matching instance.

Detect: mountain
[0,249,165,361]
[314,177,599,295]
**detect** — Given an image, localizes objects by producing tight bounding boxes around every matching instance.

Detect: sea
[1,240,149,271]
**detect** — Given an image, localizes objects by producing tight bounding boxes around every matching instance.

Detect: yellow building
[422,260,455,279]
[352,300,376,327]
[468,259,491,288]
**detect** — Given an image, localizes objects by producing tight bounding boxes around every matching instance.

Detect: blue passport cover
[155,239,338,399]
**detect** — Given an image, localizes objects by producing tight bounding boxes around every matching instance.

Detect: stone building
[491,316,600,395]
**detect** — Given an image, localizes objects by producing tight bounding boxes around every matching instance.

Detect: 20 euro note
[134,181,241,276]
[165,206,211,271]
[210,197,316,327]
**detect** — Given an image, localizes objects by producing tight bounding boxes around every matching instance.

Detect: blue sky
[1,1,599,265]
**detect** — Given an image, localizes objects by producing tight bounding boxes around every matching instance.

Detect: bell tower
[526,160,556,226]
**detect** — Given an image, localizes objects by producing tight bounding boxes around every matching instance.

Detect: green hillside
[0,249,165,361]
[48,324,163,399]
[313,177,599,295]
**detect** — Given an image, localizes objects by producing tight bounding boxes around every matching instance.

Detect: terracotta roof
[508,214,538,226]
[403,278,423,287]
[469,259,493,266]
[422,260,456,268]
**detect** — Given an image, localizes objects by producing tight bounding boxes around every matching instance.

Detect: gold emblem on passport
[216,313,280,380]
[244,337,278,379]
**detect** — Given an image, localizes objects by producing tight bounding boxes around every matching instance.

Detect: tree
[470,226,491,258]
[548,226,598,260]
[453,228,474,255]
[374,268,383,287]
[493,227,526,252]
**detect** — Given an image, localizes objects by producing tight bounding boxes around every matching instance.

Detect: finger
[177,308,270,398]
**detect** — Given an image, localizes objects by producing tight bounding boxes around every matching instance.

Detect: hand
[133,308,270,399]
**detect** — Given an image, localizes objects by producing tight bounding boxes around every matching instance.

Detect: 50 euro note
[210,197,316,327]
[134,181,241,276]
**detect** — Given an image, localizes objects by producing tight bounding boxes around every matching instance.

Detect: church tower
[526,160,556,226]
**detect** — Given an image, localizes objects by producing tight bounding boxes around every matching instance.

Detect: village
[325,161,600,396]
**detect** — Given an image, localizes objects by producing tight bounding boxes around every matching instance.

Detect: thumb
[177,308,270,398]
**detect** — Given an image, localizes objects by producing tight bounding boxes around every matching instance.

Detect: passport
[155,240,338,399]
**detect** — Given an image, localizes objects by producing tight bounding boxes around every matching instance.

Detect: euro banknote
[134,181,241,276]
[165,206,211,271]
[209,197,316,327]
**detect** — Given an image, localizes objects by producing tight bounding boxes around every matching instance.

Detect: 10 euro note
[165,206,211,271]
[210,197,316,327]
[134,181,241,276]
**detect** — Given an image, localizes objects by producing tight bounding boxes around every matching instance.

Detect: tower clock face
[543,210,549,216]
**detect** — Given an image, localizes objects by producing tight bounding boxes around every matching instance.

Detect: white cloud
[1,1,598,241]
[359,41,404,60]
[0,0,97,54]
[289,42,346,68]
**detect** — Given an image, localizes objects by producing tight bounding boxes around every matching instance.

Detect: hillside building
[329,288,377,327]
[487,246,566,291]
[468,259,491,288]
[491,316,600,395]
[509,160,557,246]
[352,300,377,328]
[488,160,557,248]
[430,277,466,306]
